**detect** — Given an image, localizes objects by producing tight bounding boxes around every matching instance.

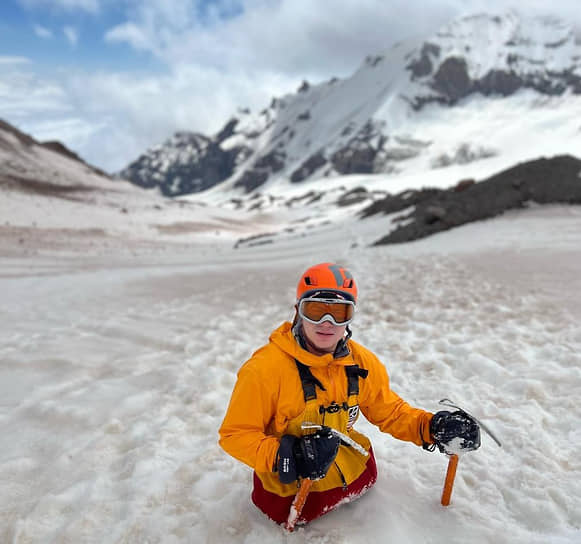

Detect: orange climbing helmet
[296,263,358,303]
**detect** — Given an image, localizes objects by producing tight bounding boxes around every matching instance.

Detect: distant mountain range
[1,115,580,249]
[119,11,581,197]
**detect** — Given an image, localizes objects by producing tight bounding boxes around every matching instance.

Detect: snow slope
[1,203,580,543]
[205,89,581,208]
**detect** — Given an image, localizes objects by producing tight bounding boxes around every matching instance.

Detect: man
[219,262,479,526]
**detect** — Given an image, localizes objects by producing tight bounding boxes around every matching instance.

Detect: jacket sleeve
[358,352,433,447]
[218,358,281,473]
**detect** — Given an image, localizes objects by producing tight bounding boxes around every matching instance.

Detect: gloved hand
[430,410,481,454]
[277,427,340,484]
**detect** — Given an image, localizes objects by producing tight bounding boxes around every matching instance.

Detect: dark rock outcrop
[234,169,269,193]
[290,152,327,183]
[361,188,442,218]
[454,179,476,192]
[475,69,524,96]
[432,57,472,102]
[234,149,287,192]
[336,187,371,207]
[407,43,441,79]
[121,133,239,196]
[364,155,581,245]
[412,56,581,109]
[332,146,377,175]
[215,118,239,144]
[331,120,387,175]
[365,55,385,67]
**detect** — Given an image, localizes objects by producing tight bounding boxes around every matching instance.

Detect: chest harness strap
[294,360,368,410]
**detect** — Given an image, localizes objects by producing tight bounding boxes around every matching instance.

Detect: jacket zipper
[326,365,334,400]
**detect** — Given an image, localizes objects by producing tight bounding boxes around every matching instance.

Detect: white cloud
[19,0,100,14]
[104,23,158,53]
[63,26,79,46]
[0,70,72,118]
[22,117,108,149]
[0,56,32,65]
[33,24,53,39]
[104,0,581,79]
[104,0,461,79]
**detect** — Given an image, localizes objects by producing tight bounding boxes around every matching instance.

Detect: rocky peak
[405,11,581,107]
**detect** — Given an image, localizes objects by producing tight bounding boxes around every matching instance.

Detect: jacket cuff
[420,413,435,450]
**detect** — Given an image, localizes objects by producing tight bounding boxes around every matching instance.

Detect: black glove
[276,427,340,484]
[430,410,481,454]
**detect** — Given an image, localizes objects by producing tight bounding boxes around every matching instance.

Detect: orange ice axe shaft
[441,454,459,506]
[284,478,314,532]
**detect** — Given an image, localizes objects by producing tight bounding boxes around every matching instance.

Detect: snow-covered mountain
[120,11,581,197]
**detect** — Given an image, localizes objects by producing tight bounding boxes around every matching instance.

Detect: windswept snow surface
[1,205,581,543]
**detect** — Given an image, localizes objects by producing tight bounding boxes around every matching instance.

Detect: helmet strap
[333,326,352,358]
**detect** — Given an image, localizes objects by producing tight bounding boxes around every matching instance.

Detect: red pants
[251,447,378,525]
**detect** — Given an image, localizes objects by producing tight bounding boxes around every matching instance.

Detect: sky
[0,0,580,173]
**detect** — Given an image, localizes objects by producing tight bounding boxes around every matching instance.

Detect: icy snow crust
[1,199,581,543]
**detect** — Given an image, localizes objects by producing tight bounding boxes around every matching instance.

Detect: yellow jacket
[219,322,433,495]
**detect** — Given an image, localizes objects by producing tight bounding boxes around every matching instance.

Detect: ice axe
[437,399,502,506]
[284,423,368,532]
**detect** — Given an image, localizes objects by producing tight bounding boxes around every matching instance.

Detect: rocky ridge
[364,155,581,244]
[0,119,118,200]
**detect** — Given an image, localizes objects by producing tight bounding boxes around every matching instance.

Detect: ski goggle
[298,297,355,326]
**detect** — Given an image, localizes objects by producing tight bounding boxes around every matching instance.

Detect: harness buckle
[319,402,349,414]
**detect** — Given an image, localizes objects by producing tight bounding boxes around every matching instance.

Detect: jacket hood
[269,322,355,368]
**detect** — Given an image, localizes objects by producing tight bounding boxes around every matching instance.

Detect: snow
[433,12,579,77]
[1,198,581,543]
